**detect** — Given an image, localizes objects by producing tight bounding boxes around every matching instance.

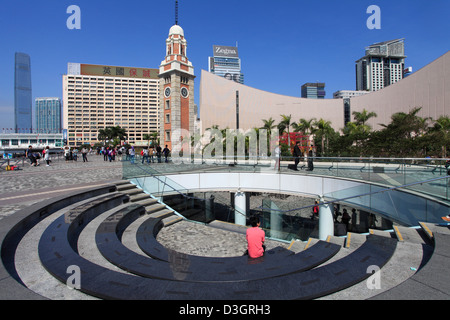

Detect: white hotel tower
[355,39,406,92]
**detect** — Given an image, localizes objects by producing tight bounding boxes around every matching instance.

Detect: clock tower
[159,22,195,151]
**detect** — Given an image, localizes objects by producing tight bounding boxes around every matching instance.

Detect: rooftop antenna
[175,0,179,25]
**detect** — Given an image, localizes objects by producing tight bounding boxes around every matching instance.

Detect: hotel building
[62,63,161,147]
[355,39,406,92]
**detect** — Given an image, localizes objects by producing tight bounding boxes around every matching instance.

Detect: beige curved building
[199,51,450,133]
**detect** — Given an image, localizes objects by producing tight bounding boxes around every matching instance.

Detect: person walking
[129,146,135,164]
[163,145,170,163]
[81,147,88,162]
[44,146,51,166]
[26,145,37,166]
[142,148,149,164]
[293,141,301,171]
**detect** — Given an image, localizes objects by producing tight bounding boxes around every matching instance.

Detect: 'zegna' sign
[213,45,239,58]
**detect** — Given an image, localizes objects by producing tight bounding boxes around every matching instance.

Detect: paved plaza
[0,154,286,257]
[0,153,445,300]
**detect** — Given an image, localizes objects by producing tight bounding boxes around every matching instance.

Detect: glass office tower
[208,45,244,84]
[14,52,32,133]
[35,98,62,133]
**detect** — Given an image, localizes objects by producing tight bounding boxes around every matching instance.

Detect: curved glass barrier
[121,155,450,242]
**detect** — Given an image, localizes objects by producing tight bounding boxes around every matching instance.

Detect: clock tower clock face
[181,87,189,98]
[164,87,171,98]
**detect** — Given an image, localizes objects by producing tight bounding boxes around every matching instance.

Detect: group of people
[26,145,51,167]
[140,145,170,164]
[292,141,314,171]
[63,146,90,162]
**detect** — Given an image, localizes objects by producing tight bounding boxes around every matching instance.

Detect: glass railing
[121,155,450,242]
[123,155,450,200]
[123,160,247,224]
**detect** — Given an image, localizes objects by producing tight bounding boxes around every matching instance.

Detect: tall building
[301,83,326,99]
[14,52,32,133]
[35,97,62,133]
[159,23,195,150]
[355,39,406,92]
[62,63,160,147]
[208,45,243,84]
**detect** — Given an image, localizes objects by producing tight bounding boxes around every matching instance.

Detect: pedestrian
[293,141,301,171]
[44,146,51,166]
[245,215,265,259]
[72,148,78,161]
[103,147,109,161]
[163,145,170,163]
[64,146,71,162]
[150,148,155,163]
[311,200,319,220]
[129,146,135,164]
[26,145,37,166]
[342,208,351,229]
[81,147,88,162]
[156,145,162,163]
[142,148,149,164]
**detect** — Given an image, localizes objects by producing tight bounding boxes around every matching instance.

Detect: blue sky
[0,0,449,130]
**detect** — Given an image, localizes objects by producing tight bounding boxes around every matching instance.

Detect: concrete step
[393,225,430,245]
[113,180,131,186]
[344,232,367,250]
[326,235,346,247]
[149,208,175,220]
[130,193,150,202]
[116,183,137,191]
[146,203,170,215]
[134,198,159,207]
[369,228,396,239]
[120,188,142,196]
[419,221,450,240]
[162,215,183,227]
[303,237,321,250]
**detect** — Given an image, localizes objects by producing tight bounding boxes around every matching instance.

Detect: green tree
[352,109,378,127]
[429,115,450,157]
[312,118,334,156]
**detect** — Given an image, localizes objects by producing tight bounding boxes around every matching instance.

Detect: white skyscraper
[356,39,406,92]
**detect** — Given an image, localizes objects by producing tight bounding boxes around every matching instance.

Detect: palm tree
[430,115,450,157]
[292,118,316,135]
[312,118,333,156]
[261,117,277,135]
[352,109,377,128]
[143,134,152,148]
[278,114,292,146]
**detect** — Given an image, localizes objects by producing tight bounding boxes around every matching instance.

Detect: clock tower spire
[159,1,195,151]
